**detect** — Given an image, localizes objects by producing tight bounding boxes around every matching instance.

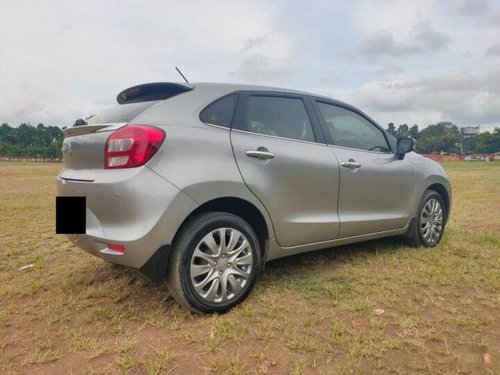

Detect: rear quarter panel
[148,125,276,236]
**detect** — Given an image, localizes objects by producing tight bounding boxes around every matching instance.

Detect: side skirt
[265,227,408,261]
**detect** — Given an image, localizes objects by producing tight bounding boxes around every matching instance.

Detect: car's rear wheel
[405,189,446,247]
[167,212,261,313]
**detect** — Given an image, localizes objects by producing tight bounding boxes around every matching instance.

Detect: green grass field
[0,161,498,374]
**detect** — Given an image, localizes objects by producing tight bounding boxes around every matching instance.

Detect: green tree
[386,122,396,137]
[0,123,14,144]
[386,121,498,154]
[409,124,419,140]
[415,122,460,154]
[463,128,500,153]
[0,123,63,159]
[396,124,409,138]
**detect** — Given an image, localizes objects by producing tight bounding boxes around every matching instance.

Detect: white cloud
[0,0,499,132]
[230,54,291,82]
[352,18,451,58]
[0,0,290,126]
[485,44,500,57]
[335,67,500,130]
[354,0,437,35]
[452,0,500,27]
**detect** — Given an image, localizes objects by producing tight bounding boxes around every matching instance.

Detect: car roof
[117,81,352,108]
[121,81,387,139]
[193,82,348,104]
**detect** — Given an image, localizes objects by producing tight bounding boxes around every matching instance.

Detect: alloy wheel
[189,228,254,304]
[420,198,444,245]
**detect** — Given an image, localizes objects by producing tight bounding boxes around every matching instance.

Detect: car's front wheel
[167,212,261,313]
[405,189,446,247]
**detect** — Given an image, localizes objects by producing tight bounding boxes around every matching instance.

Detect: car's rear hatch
[60,101,160,177]
[59,83,192,179]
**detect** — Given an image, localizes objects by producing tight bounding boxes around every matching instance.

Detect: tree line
[387,122,499,154]
[0,123,64,160]
[0,122,499,160]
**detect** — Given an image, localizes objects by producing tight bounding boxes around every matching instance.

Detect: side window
[241,96,315,142]
[200,94,238,127]
[316,102,389,152]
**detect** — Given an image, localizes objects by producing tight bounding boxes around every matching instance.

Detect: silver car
[57,82,451,313]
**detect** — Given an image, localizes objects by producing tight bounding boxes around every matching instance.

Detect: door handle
[341,159,361,169]
[246,150,276,160]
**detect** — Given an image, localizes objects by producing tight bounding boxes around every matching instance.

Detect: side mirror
[396,137,415,160]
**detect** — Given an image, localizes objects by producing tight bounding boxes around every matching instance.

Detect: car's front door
[230,92,340,247]
[312,99,415,238]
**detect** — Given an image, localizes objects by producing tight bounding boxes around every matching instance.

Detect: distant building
[461,126,480,138]
[459,125,480,154]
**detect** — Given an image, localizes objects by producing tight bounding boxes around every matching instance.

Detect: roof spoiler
[116,82,193,104]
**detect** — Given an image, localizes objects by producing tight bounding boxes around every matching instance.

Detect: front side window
[316,102,389,152]
[240,96,315,142]
[200,94,238,127]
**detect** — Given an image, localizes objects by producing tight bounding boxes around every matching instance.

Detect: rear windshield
[87,101,160,125]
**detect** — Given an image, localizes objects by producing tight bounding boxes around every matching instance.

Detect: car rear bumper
[57,166,198,268]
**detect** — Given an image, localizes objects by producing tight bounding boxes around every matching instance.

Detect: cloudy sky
[1,0,499,131]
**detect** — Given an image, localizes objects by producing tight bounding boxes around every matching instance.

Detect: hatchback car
[57,82,451,313]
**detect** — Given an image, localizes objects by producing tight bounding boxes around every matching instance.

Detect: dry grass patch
[0,161,498,374]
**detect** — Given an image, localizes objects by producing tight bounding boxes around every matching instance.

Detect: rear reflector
[105,125,165,169]
[107,243,125,253]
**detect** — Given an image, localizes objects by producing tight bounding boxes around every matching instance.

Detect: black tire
[405,189,447,247]
[166,212,262,313]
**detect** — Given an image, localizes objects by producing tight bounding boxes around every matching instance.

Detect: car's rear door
[230,91,340,247]
[312,99,415,238]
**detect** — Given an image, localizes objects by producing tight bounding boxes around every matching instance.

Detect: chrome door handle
[341,159,361,169]
[246,150,276,159]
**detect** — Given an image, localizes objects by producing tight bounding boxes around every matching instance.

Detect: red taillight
[105,125,165,169]
[107,243,125,253]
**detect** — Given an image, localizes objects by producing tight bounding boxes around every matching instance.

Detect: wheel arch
[140,196,272,281]
[425,182,451,223]
[172,197,271,261]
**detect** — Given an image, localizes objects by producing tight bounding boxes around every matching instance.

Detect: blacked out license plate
[55,196,86,234]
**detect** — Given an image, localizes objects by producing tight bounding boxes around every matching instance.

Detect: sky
[1,0,499,131]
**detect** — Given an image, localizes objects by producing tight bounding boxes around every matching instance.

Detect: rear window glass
[87,101,160,125]
[240,96,315,142]
[199,94,238,127]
